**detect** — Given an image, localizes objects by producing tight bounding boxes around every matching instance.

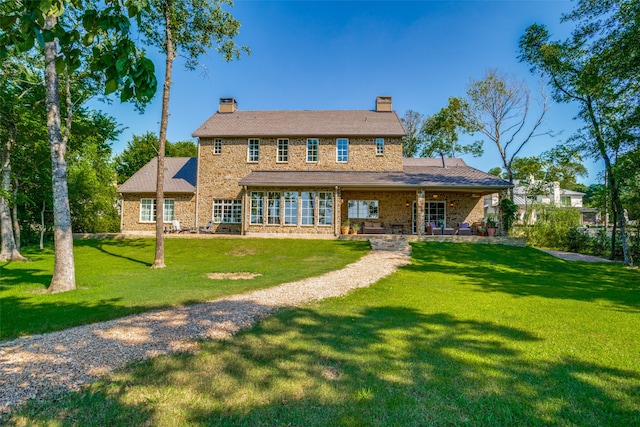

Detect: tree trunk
[44,15,76,292]
[40,199,46,250]
[152,1,175,269]
[12,179,21,251]
[0,128,27,261]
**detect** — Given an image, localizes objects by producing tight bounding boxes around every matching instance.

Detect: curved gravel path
[0,245,410,413]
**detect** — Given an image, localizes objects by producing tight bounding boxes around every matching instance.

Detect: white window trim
[212,199,242,224]
[213,139,222,155]
[139,198,174,223]
[376,138,385,156]
[250,192,264,224]
[306,138,319,163]
[318,192,333,226]
[347,200,379,219]
[300,191,315,226]
[277,139,289,163]
[247,138,260,163]
[336,138,349,163]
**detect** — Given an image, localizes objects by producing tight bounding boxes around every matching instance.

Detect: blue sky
[94,0,602,185]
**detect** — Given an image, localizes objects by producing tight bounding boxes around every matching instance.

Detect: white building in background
[485,180,597,225]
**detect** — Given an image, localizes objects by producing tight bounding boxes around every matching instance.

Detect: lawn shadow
[75,238,153,267]
[6,306,637,425]
[406,242,640,313]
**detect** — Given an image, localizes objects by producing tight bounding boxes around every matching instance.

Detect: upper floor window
[307,138,318,163]
[213,139,222,155]
[561,196,572,207]
[336,138,349,163]
[277,139,289,163]
[248,139,260,162]
[375,138,384,155]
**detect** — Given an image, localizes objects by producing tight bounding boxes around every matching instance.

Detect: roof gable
[192,110,407,138]
[117,157,197,194]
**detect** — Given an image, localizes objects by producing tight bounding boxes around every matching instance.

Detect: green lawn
[0,238,370,341]
[5,242,640,426]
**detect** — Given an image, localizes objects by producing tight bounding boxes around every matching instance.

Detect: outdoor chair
[427,222,443,235]
[171,220,190,233]
[457,222,472,236]
[442,225,455,235]
[199,220,215,234]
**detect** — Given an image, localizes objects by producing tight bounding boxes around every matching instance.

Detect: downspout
[194,142,201,229]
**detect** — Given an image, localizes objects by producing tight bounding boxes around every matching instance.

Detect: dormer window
[336,138,349,163]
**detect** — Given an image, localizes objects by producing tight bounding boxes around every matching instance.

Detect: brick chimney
[219,98,237,113]
[375,96,392,112]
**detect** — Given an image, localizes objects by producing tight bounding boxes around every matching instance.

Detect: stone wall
[196,136,403,227]
[120,193,195,232]
[340,190,486,234]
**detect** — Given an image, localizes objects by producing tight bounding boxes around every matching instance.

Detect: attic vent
[219,98,237,113]
[375,96,392,112]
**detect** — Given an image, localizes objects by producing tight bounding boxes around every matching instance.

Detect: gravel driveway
[0,245,410,414]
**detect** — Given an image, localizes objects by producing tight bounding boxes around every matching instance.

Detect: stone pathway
[539,249,615,263]
[0,242,411,413]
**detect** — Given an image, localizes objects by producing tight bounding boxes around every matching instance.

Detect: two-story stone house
[118,97,512,235]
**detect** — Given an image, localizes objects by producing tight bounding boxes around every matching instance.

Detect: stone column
[334,186,341,236]
[416,189,426,236]
[242,186,248,235]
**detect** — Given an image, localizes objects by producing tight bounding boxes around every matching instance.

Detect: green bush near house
[0,238,369,341]
[6,242,639,426]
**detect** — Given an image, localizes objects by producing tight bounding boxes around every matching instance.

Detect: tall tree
[1,0,157,292]
[401,109,424,158]
[420,97,481,165]
[466,69,550,198]
[519,0,638,266]
[138,0,248,269]
[511,146,588,190]
[0,55,38,261]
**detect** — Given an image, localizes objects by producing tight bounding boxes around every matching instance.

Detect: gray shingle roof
[239,158,512,191]
[117,157,197,194]
[192,110,407,137]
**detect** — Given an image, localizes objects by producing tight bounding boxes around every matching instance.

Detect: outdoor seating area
[164,220,194,234]
[362,221,385,234]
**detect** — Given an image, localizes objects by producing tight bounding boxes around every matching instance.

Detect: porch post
[334,186,341,236]
[417,189,426,236]
[242,186,248,235]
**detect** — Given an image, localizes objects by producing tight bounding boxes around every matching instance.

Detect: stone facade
[196,136,403,230]
[340,190,485,235]
[120,193,195,233]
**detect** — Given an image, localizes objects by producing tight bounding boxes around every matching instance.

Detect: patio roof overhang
[238,170,512,194]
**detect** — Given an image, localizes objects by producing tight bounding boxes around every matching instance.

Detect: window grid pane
[277,139,289,163]
[140,199,153,222]
[284,192,298,225]
[376,138,384,155]
[336,138,349,162]
[268,192,281,225]
[306,139,318,162]
[213,139,222,155]
[250,192,264,224]
[425,201,446,225]
[318,192,333,225]
[248,139,260,162]
[213,200,241,223]
[301,192,315,225]
[163,200,174,222]
[347,200,378,219]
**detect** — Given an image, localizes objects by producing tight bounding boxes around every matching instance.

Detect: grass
[4,242,640,426]
[0,238,370,341]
